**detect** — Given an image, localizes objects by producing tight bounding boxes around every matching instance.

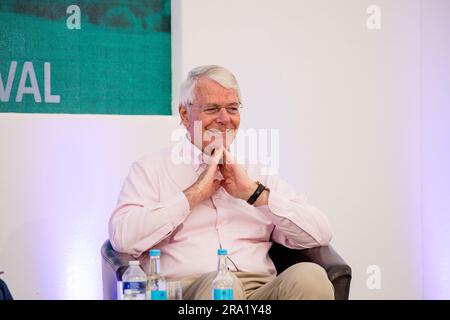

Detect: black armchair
[101,240,351,300]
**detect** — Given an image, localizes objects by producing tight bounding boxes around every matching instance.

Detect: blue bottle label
[151,290,167,300]
[123,281,146,291]
[213,288,233,300]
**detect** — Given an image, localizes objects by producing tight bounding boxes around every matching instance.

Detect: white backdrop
[1,0,449,299]
[173,0,422,300]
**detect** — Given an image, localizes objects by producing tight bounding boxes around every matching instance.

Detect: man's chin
[202,130,235,150]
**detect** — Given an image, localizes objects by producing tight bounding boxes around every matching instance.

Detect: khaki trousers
[178,262,335,300]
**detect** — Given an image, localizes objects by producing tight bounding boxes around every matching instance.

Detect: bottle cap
[217,249,228,255]
[149,249,161,257]
[129,260,139,266]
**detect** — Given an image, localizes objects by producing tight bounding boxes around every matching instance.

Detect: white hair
[179,65,241,107]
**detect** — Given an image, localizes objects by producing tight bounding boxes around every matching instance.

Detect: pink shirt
[109,136,332,279]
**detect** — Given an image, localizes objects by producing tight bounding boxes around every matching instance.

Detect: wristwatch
[247,181,269,205]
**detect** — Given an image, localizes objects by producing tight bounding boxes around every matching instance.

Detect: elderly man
[109,65,334,300]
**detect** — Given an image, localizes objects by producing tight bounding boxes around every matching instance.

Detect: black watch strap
[247,181,267,205]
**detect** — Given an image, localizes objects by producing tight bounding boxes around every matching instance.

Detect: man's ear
[179,104,189,128]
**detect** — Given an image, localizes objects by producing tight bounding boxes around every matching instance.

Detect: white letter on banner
[44,63,60,103]
[0,61,17,102]
[16,62,42,103]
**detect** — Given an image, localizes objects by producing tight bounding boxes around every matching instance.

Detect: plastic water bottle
[122,260,147,300]
[212,249,234,300]
[147,249,167,300]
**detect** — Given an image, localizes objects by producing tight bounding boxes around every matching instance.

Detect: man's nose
[216,107,231,124]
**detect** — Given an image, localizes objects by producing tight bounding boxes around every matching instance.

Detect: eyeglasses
[189,102,243,116]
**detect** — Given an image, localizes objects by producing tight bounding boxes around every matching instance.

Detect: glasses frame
[188,102,243,116]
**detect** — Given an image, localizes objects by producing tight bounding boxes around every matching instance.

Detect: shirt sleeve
[108,160,190,257]
[256,173,333,249]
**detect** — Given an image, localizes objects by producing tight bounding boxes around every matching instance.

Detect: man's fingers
[220,178,231,188]
[223,148,235,165]
[213,179,222,191]
[201,146,222,177]
[211,145,224,165]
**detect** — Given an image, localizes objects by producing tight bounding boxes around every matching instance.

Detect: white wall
[0,114,180,299]
[1,0,448,299]
[174,0,422,299]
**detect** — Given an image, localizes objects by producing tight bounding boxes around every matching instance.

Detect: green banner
[0,0,172,115]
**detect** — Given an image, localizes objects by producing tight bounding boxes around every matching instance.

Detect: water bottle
[147,249,167,300]
[212,249,234,300]
[122,260,147,300]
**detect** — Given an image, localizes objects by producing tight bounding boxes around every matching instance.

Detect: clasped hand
[183,146,258,209]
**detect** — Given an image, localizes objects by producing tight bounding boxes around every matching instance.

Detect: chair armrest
[300,246,352,300]
[101,240,135,280]
[268,243,352,300]
[297,246,352,282]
